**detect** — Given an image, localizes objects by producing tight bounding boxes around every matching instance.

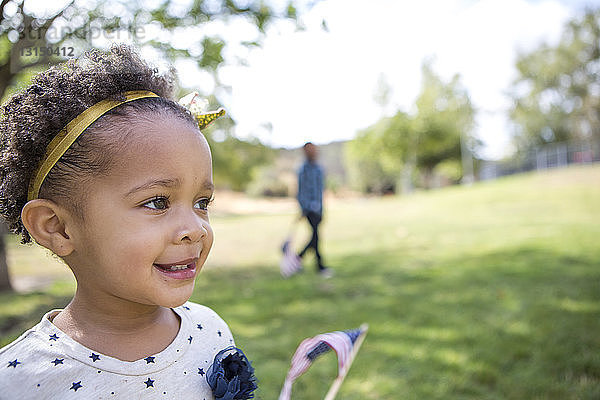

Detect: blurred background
[0,1,599,399]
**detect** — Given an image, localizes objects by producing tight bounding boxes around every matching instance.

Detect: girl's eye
[194,198,213,211]
[144,197,170,210]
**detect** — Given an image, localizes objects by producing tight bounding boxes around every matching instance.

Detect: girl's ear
[21,199,75,257]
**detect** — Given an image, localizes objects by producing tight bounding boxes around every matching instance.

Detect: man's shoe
[319,267,334,278]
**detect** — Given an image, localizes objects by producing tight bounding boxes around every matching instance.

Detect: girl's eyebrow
[125,178,181,197]
[125,178,215,197]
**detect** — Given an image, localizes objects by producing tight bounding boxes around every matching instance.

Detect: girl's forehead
[106,116,212,178]
[115,116,207,153]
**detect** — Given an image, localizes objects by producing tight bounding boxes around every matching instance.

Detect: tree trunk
[401,151,416,195]
[0,58,14,292]
[0,224,12,292]
[0,61,14,100]
[400,161,414,194]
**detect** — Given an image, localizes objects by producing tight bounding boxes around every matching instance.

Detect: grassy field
[1,165,599,399]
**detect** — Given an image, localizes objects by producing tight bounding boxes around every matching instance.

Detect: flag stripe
[280,240,302,277]
[279,327,366,400]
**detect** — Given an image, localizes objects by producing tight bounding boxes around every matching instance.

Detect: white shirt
[0,302,235,399]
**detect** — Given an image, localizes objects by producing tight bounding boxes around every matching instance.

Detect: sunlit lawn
[1,165,599,399]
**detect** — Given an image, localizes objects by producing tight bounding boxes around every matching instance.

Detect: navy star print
[49,333,59,341]
[217,330,222,337]
[7,359,20,368]
[144,356,155,364]
[197,324,203,330]
[89,353,100,362]
[51,358,64,366]
[198,368,205,376]
[144,378,155,388]
[188,336,193,344]
[183,306,190,310]
[70,381,82,391]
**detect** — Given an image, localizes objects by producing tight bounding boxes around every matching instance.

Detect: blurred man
[296,142,332,277]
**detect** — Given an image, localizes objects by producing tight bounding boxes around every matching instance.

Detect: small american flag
[279,325,368,400]
[280,238,302,278]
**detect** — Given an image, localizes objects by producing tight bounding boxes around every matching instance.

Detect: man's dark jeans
[298,211,324,271]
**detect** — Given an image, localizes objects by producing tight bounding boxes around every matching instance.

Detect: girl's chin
[156,296,193,310]
[147,282,196,309]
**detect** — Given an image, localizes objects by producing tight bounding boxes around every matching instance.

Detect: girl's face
[64,114,214,309]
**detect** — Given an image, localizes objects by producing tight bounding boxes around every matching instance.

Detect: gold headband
[27,90,226,201]
[27,90,159,201]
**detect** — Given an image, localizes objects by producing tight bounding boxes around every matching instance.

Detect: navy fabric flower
[206,346,257,400]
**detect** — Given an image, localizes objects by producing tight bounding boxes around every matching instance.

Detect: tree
[1,0,305,100]
[345,116,403,194]
[0,222,9,291]
[0,0,313,291]
[207,132,275,191]
[510,8,600,150]
[413,61,475,187]
[345,60,475,193]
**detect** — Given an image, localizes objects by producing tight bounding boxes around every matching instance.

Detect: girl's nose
[174,212,208,244]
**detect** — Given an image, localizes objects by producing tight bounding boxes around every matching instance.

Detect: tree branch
[8,0,75,75]
[0,0,11,23]
[40,0,75,34]
[19,55,52,71]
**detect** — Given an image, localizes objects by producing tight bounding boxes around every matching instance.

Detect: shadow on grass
[0,244,597,399]
[193,244,600,399]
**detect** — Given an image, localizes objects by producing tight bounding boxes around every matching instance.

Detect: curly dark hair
[0,44,197,243]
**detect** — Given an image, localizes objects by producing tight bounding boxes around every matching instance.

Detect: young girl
[0,45,255,399]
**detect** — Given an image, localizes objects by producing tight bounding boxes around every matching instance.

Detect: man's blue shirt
[297,160,324,215]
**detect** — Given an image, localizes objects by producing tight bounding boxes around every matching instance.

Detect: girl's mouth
[153,259,198,280]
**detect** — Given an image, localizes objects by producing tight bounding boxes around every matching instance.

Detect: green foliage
[345,61,475,193]
[0,0,303,99]
[414,62,474,174]
[344,119,400,194]
[2,166,599,399]
[286,2,298,19]
[510,8,600,150]
[253,2,273,32]
[325,174,342,194]
[204,128,276,191]
[433,158,462,184]
[199,36,225,70]
[0,34,11,65]
[246,165,290,197]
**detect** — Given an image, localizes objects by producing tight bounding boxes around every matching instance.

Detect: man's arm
[297,165,308,214]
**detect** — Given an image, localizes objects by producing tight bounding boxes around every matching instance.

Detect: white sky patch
[221,0,586,158]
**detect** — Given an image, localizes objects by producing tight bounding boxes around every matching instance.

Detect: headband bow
[178,92,226,130]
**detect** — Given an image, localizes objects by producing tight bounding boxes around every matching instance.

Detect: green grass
[2,165,600,399]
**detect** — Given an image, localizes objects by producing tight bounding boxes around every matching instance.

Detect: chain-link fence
[478,140,600,180]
